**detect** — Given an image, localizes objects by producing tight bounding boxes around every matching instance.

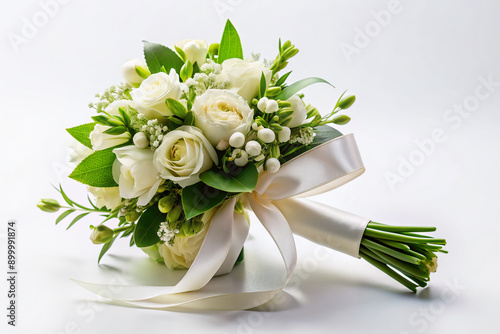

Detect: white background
[1,0,500,333]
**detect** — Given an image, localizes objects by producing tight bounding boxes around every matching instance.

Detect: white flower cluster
[289,127,316,145]
[88,83,132,113]
[139,118,169,150]
[157,222,179,246]
[185,60,229,96]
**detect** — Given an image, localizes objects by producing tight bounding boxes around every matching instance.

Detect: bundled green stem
[359,222,447,292]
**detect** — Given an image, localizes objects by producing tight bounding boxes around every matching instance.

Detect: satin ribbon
[74,133,369,310]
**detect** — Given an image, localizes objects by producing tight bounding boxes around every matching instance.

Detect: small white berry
[257,97,269,112]
[266,158,281,173]
[265,99,279,113]
[229,132,245,148]
[245,140,262,156]
[278,126,291,143]
[257,128,275,143]
[133,132,149,148]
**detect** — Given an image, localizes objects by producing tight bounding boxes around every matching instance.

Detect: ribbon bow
[75,134,368,310]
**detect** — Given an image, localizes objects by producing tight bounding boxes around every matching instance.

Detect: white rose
[157,206,216,269]
[89,100,138,150]
[218,59,272,101]
[121,58,150,87]
[192,89,254,146]
[153,126,218,187]
[113,146,162,206]
[175,39,208,66]
[89,124,131,151]
[286,95,308,128]
[130,70,183,121]
[88,186,122,210]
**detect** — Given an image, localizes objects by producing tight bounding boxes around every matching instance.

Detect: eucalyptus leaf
[143,41,184,74]
[200,164,258,193]
[276,77,334,101]
[181,182,227,220]
[69,148,118,187]
[134,204,164,247]
[66,123,96,149]
[218,20,243,64]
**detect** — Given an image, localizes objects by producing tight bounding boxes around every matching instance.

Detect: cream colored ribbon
[74,133,368,310]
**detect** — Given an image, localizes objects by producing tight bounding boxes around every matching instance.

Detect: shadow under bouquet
[38,20,446,310]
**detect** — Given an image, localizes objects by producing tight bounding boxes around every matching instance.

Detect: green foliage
[200,164,258,193]
[98,235,118,264]
[218,19,243,64]
[181,182,227,220]
[143,41,184,74]
[134,204,164,247]
[66,123,95,149]
[276,77,333,101]
[69,148,118,187]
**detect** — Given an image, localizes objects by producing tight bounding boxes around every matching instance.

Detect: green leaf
[134,204,164,247]
[103,126,127,135]
[200,164,258,193]
[218,19,243,64]
[98,235,118,264]
[276,71,292,87]
[91,115,111,126]
[184,111,195,125]
[165,98,187,118]
[259,72,267,99]
[69,148,118,187]
[66,123,95,149]
[56,209,75,225]
[174,45,187,62]
[181,182,227,220]
[143,41,184,74]
[234,247,244,266]
[276,77,334,101]
[281,125,343,163]
[135,65,150,79]
[66,212,90,230]
[118,107,131,126]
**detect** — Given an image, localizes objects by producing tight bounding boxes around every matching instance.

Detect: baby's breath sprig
[88,83,132,113]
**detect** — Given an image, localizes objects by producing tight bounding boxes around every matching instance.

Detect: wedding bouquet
[38,20,446,309]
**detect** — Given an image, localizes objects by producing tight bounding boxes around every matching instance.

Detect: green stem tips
[360,222,447,292]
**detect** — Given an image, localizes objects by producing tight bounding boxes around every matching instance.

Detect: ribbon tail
[73,198,237,302]
[273,198,369,258]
